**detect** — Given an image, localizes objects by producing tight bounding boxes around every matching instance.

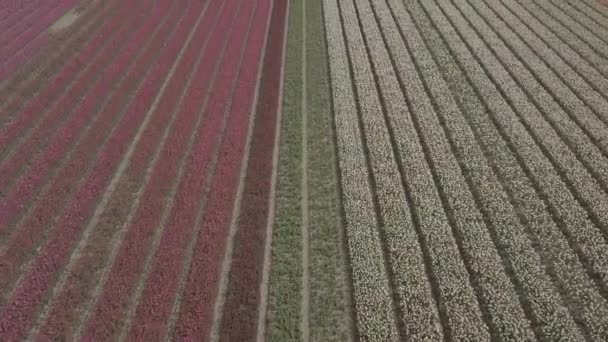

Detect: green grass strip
[266,0,304,339]
[307,0,353,340]
[266,0,352,340]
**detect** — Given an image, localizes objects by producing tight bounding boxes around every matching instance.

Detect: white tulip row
[451,0,608,232]
[407,0,608,339]
[323,0,608,339]
[547,0,608,45]
[411,0,608,338]
[513,0,608,78]
[535,0,608,59]
[324,0,400,339]
[491,0,608,118]
[381,0,553,338]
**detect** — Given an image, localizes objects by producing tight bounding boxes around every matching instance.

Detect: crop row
[407,0,608,338]
[324,0,401,339]
[323,0,608,339]
[0,0,156,302]
[0,0,112,125]
[0,0,78,79]
[3,0,607,339]
[0,0,200,339]
[0,0,152,241]
[208,1,285,341]
[31,0,223,339]
[0,0,281,340]
[0,0,168,305]
[428,0,608,293]
[0,0,128,137]
[78,1,248,339]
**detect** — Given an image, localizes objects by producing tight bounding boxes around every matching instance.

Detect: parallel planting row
[3,0,608,340]
[0,0,81,80]
[323,0,608,340]
[0,0,290,340]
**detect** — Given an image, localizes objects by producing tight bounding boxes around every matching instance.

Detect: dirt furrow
[300,4,311,335]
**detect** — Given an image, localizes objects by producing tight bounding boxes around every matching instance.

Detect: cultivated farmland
[2,0,608,341]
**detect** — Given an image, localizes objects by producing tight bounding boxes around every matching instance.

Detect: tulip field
[2,0,608,340]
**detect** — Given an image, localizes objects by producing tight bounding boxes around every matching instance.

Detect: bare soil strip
[49,7,80,32]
